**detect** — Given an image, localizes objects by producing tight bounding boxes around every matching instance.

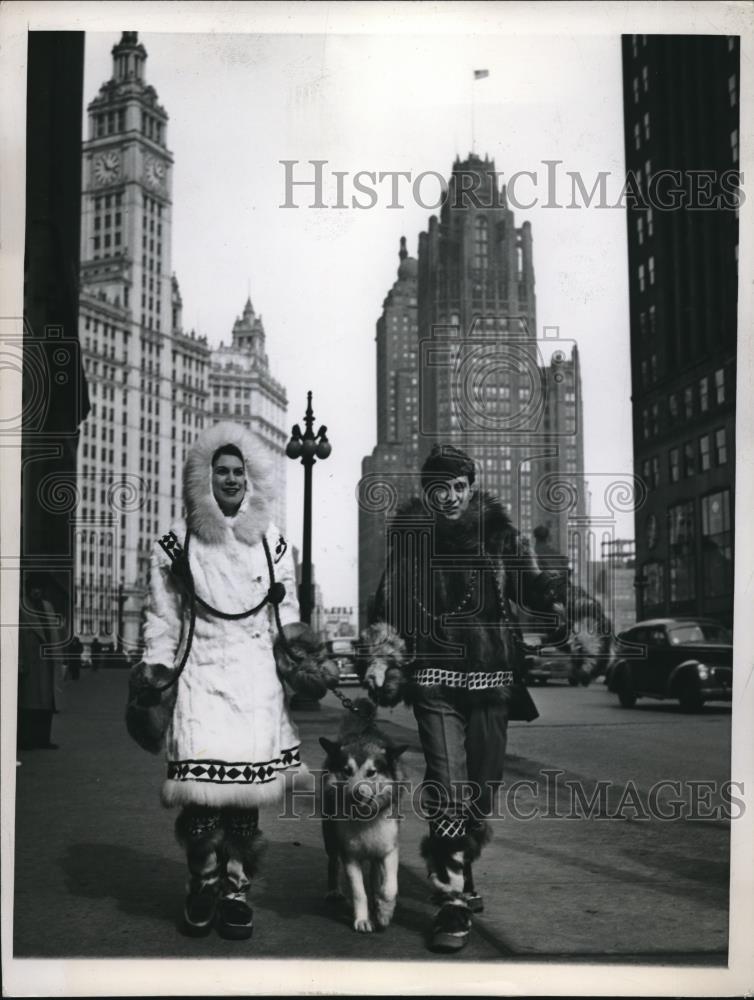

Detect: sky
[83,27,635,608]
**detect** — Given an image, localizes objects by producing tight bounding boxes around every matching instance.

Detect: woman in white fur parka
[142,421,305,940]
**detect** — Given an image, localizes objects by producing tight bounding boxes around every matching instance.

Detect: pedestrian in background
[90,636,102,672]
[17,573,67,750]
[67,635,82,681]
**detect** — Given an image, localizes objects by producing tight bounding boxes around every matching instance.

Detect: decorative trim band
[413,668,515,690]
[167,745,301,785]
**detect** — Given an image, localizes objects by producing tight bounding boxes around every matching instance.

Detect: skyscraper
[358,155,586,626]
[622,34,738,625]
[417,154,585,549]
[208,297,288,531]
[359,237,420,625]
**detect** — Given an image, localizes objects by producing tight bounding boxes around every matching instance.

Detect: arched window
[474,216,488,268]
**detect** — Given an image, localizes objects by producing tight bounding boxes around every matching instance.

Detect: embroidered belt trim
[413,668,514,690]
[167,745,301,784]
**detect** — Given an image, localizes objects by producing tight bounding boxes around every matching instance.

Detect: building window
[637,217,644,245]
[640,360,648,388]
[641,458,650,485]
[699,377,709,413]
[648,256,655,285]
[731,129,738,163]
[668,500,695,602]
[699,434,711,472]
[650,353,658,382]
[701,490,732,598]
[646,208,654,237]
[643,111,650,140]
[644,561,664,608]
[714,367,725,404]
[683,441,695,478]
[651,456,660,489]
[684,386,693,420]
[638,264,645,292]
[668,393,678,424]
[633,77,639,103]
[729,74,737,107]
[669,447,680,483]
[642,65,649,92]
[715,427,727,465]
[651,402,659,436]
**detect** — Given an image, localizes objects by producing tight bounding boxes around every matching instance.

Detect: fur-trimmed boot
[217,808,265,941]
[421,817,474,953]
[175,807,224,936]
[463,819,492,913]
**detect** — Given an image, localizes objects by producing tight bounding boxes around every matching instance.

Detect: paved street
[12,670,731,963]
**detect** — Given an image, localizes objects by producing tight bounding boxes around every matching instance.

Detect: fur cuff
[273,622,339,699]
[357,622,410,707]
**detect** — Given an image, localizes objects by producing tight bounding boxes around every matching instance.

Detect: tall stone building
[622,34,738,626]
[359,238,420,624]
[75,32,211,651]
[208,297,288,531]
[358,156,587,626]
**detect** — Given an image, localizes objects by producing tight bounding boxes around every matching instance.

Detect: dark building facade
[21,32,89,645]
[622,34,738,626]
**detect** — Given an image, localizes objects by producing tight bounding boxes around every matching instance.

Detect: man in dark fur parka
[363,444,566,953]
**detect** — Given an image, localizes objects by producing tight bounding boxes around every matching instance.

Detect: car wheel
[678,687,704,713]
[616,667,636,708]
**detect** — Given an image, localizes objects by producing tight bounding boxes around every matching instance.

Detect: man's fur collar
[183,421,273,545]
[391,490,517,554]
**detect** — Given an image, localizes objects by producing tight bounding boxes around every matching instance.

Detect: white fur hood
[183,421,273,546]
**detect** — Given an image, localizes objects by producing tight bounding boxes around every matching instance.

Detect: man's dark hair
[420,444,476,489]
[211,444,245,468]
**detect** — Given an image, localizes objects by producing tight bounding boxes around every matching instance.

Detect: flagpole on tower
[472,69,489,155]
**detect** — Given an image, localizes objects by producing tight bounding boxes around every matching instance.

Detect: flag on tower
[474,69,490,80]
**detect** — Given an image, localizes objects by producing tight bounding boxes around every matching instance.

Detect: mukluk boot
[421,817,472,953]
[175,807,223,936]
[216,808,265,941]
[462,819,492,914]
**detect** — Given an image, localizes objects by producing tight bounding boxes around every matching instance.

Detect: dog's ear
[387,743,408,762]
[319,737,342,761]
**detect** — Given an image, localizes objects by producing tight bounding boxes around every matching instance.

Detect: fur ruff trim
[391,490,518,556]
[160,762,310,810]
[183,421,273,545]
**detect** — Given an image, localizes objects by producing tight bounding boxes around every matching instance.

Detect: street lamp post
[116,581,127,653]
[286,391,331,625]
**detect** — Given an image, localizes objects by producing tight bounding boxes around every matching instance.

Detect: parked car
[606,618,732,712]
[522,635,590,687]
[326,637,360,686]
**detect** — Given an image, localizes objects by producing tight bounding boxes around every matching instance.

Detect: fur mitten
[356,622,409,707]
[125,661,178,754]
[273,622,340,700]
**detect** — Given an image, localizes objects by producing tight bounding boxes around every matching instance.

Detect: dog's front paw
[374,899,396,929]
[353,917,374,933]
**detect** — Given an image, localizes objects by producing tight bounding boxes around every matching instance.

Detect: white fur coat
[142,422,303,809]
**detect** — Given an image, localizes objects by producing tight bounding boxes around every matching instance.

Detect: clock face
[145,156,166,189]
[93,151,121,186]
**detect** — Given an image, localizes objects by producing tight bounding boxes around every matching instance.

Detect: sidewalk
[12,671,728,962]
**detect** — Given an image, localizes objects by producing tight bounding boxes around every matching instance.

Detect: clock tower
[81,30,173,322]
[75,33,210,653]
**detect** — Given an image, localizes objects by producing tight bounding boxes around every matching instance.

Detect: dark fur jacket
[369,491,566,698]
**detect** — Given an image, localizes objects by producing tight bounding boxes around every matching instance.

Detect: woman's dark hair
[211,444,245,468]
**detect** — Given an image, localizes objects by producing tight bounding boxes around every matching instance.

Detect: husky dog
[319,700,407,933]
